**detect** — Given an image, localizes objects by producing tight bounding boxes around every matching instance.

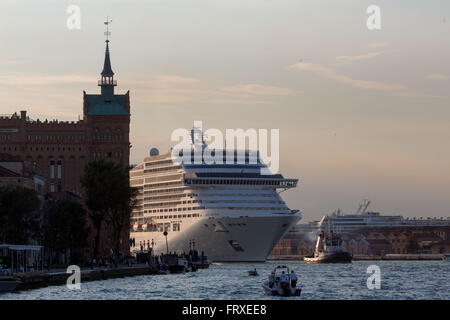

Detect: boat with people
[262,265,301,297]
[303,229,352,263]
[248,268,258,276]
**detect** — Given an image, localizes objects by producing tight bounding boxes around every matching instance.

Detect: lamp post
[163,231,169,255]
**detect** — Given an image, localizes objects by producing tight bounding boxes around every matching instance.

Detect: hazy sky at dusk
[1,0,449,221]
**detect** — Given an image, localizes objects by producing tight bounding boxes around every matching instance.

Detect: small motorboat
[248,269,259,276]
[0,276,20,294]
[262,265,301,297]
[443,254,450,262]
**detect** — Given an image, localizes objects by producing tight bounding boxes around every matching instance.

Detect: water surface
[2,260,449,300]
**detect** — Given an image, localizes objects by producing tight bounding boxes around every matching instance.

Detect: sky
[1,0,449,222]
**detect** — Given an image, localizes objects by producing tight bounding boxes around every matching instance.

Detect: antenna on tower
[104,16,112,42]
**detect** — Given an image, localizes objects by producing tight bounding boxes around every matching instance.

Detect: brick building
[0,37,131,257]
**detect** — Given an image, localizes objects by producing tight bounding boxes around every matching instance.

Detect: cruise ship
[129,140,301,262]
[316,200,450,234]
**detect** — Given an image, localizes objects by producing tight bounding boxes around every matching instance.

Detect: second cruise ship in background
[129,130,301,262]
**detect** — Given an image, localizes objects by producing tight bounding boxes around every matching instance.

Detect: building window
[50,183,55,192]
[57,160,62,179]
[50,160,55,179]
[115,128,123,141]
[104,128,111,141]
[93,128,101,141]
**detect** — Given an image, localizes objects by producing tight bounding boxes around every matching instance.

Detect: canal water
[2,260,449,300]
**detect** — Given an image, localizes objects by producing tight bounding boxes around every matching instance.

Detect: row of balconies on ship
[182,176,297,188]
[132,172,298,188]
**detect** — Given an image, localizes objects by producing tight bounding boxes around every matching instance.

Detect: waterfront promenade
[13,264,153,292]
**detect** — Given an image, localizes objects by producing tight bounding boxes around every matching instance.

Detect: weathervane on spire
[104,17,112,42]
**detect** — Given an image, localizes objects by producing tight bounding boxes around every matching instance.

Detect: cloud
[336,52,382,61]
[219,84,294,96]
[291,62,446,99]
[154,75,200,85]
[425,74,449,80]
[366,42,388,49]
[127,76,288,104]
[290,62,407,91]
[392,91,446,99]
[0,60,21,66]
[0,74,96,86]
[0,71,291,109]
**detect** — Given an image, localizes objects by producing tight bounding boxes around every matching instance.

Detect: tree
[80,160,112,259]
[107,165,138,265]
[42,199,89,265]
[80,159,136,262]
[0,185,40,244]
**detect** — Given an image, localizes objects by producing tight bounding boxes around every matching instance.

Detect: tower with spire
[99,18,116,97]
[83,18,131,166]
[0,18,132,258]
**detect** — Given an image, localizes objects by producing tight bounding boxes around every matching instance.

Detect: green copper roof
[85,94,129,116]
[86,102,128,115]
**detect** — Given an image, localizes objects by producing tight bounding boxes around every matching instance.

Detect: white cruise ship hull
[131,213,301,262]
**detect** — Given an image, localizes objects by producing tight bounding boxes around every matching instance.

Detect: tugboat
[262,265,301,297]
[303,230,352,263]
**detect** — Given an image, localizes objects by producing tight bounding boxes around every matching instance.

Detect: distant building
[342,226,450,256]
[431,240,450,254]
[291,200,450,237]
[270,219,450,258]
